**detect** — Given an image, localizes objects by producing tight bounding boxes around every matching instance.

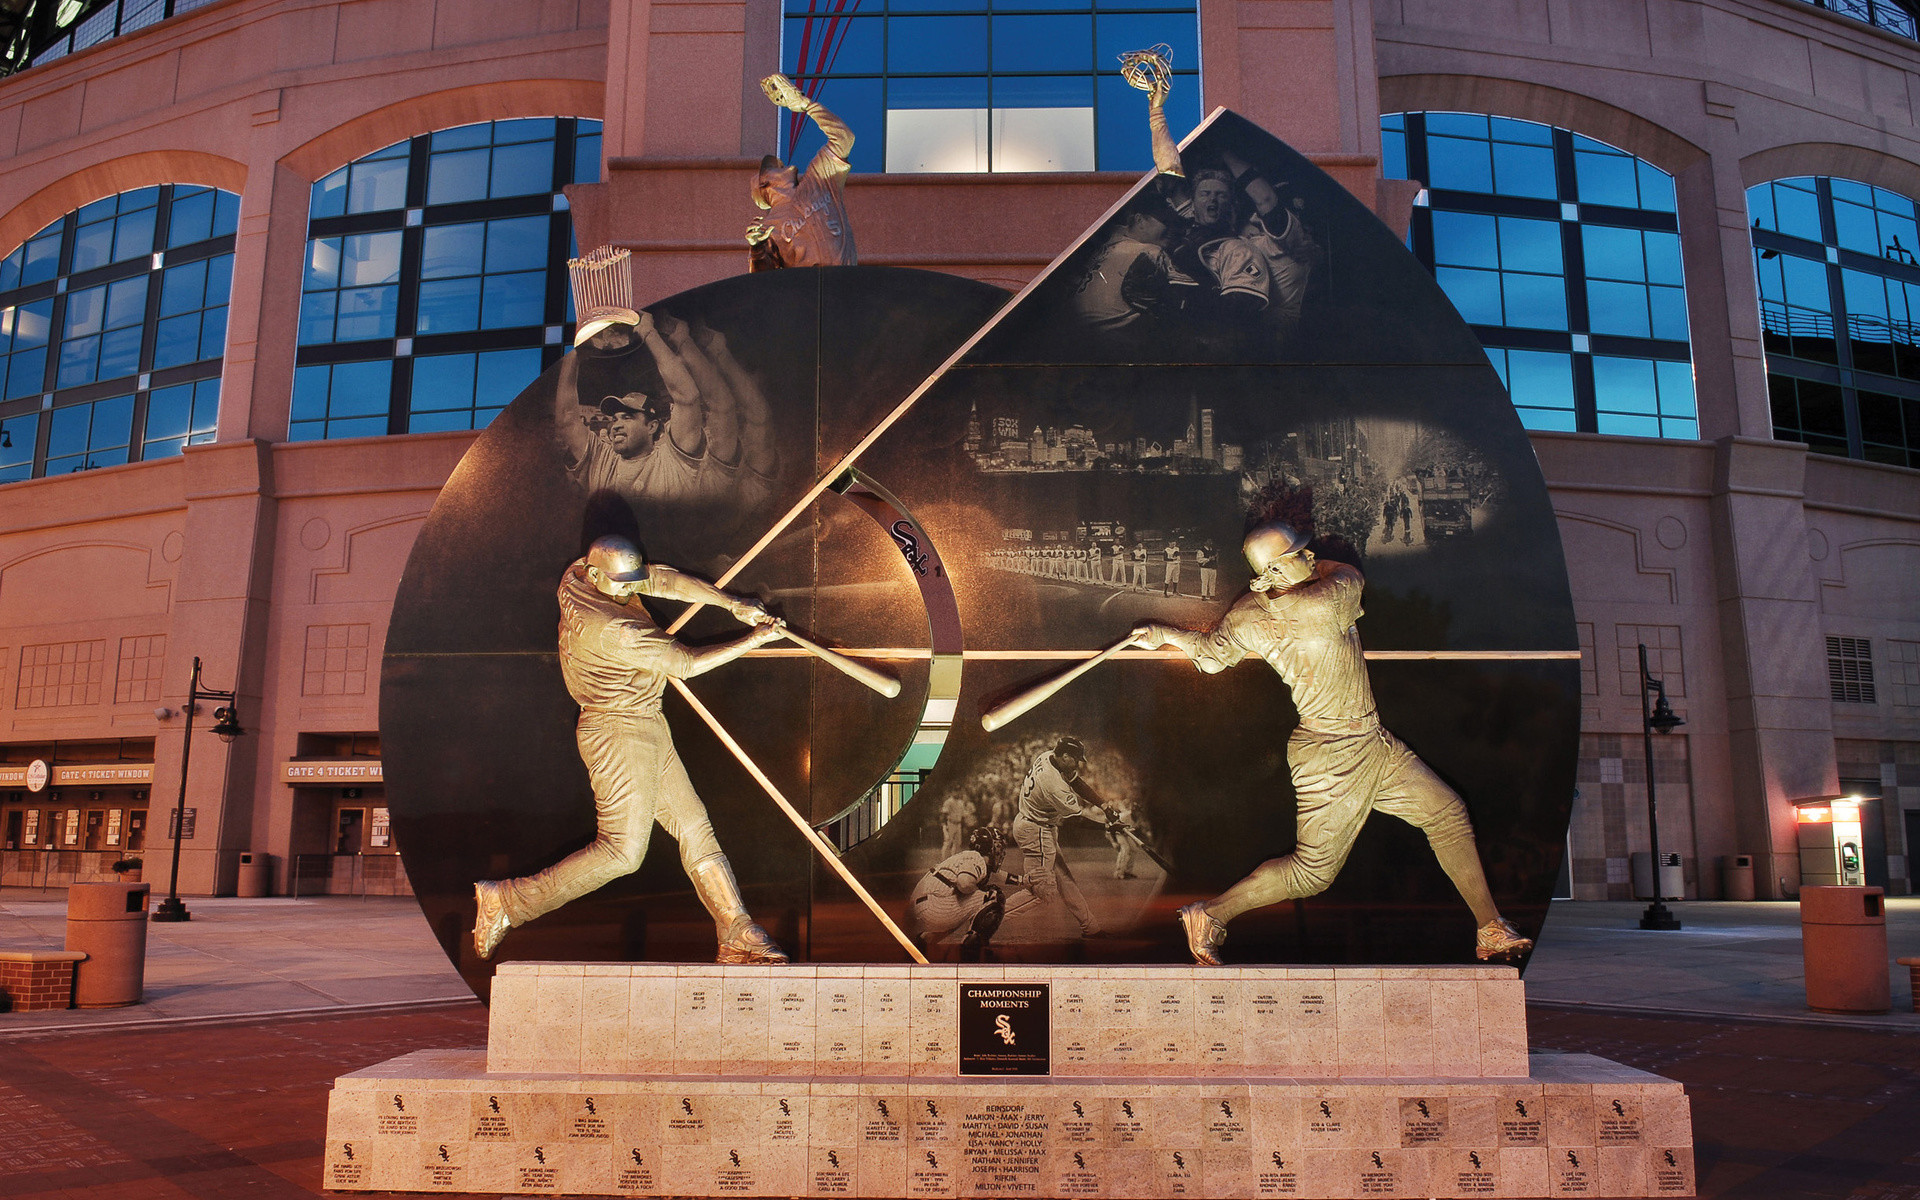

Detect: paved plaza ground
[0,890,1915,1198]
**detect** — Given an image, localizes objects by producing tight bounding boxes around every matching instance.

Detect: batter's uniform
[1074,233,1175,331]
[750,111,857,270]
[1179,562,1480,900]
[939,794,972,859]
[1107,800,1137,879]
[1011,750,1105,934]
[1132,545,1148,588]
[910,849,992,940]
[495,562,726,925]
[1110,545,1127,584]
[1163,543,1182,594]
[1196,546,1218,601]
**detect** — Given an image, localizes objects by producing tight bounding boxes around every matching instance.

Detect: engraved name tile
[1397,1095,1449,1147]
[958,1091,1049,1197]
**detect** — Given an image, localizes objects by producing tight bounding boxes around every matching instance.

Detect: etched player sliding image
[1123,519,1536,967]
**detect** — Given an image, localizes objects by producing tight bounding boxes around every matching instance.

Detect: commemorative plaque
[958,982,1051,1075]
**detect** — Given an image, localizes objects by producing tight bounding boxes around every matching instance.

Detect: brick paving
[0,1003,1910,1199]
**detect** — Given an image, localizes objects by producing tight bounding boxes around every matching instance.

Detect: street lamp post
[1637,643,1684,931]
[152,656,243,923]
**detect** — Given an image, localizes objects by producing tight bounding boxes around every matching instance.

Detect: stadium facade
[0,0,1914,902]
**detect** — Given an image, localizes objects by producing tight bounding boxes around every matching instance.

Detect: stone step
[324,1048,1693,1198]
[486,963,1529,1081]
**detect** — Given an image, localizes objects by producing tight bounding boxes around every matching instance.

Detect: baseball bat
[774,626,903,698]
[980,636,1137,732]
[1109,818,1175,874]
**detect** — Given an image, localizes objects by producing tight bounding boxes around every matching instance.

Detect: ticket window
[126,810,146,852]
[83,810,105,851]
[336,808,365,855]
[4,810,19,850]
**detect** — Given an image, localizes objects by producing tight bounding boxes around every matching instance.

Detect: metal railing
[1801,0,1919,40]
[287,852,411,898]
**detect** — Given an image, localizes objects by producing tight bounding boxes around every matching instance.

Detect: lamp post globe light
[152,656,244,923]
[1638,642,1684,932]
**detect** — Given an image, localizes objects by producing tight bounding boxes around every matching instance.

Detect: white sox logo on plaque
[958,984,1050,1075]
[383,109,1578,993]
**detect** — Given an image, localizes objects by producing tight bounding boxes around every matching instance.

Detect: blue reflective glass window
[0,413,35,481]
[480,271,545,328]
[1491,141,1556,199]
[142,378,219,459]
[0,222,62,291]
[1435,267,1503,325]
[1430,211,1497,268]
[297,119,590,441]
[344,145,410,214]
[427,148,491,206]
[888,16,988,73]
[1587,280,1651,338]
[1498,347,1577,409]
[1381,117,1407,182]
[489,140,557,199]
[1582,225,1645,282]
[1501,272,1567,329]
[1094,73,1197,175]
[1752,178,1822,241]
[995,15,1091,72]
[1571,136,1640,208]
[572,121,603,184]
[1499,216,1562,273]
[409,352,476,417]
[70,220,116,274]
[1093,12,1198,68]
[1425,135,1493,193]
[45,393,134,473]
[786,16,883,75]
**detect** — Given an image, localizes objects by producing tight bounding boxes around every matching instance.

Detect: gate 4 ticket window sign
[959,984,1050,1075]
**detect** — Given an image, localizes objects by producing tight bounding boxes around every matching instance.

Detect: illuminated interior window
[782,0,1197,174]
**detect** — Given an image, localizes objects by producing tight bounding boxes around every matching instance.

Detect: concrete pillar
[1680,86,1774,443]
[150,440,278,897]
[1708,436,1838,898]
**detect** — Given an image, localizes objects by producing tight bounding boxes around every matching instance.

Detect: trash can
[237,852,271,898]
[63,882,150,1008]
[1631,851,1684,900]
[1801,885,1889,1014]
[1720,854,1755,901]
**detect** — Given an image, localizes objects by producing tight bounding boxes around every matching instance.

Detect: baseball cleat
[1177,902,1228,966]
[473,880,511,959]
[1474,917,1533,961]
[717,917,789,964]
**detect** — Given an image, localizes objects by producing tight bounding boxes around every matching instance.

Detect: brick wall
[0,955,80,1011]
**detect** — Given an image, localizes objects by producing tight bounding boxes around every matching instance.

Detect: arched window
[0,184,237,482]
[781,0,1200,173]
[292,117,602,441]
[1382,113,1698,440]
[1749,176,1920,468]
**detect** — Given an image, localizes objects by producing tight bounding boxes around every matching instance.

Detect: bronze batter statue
[747,73,856,270]
[472,536,789,963]
[1127,521,1534,965]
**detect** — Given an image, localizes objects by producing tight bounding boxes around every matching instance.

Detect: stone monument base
[322,964,1694,1197]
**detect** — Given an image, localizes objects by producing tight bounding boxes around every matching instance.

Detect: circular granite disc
[384,111,1577,998]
